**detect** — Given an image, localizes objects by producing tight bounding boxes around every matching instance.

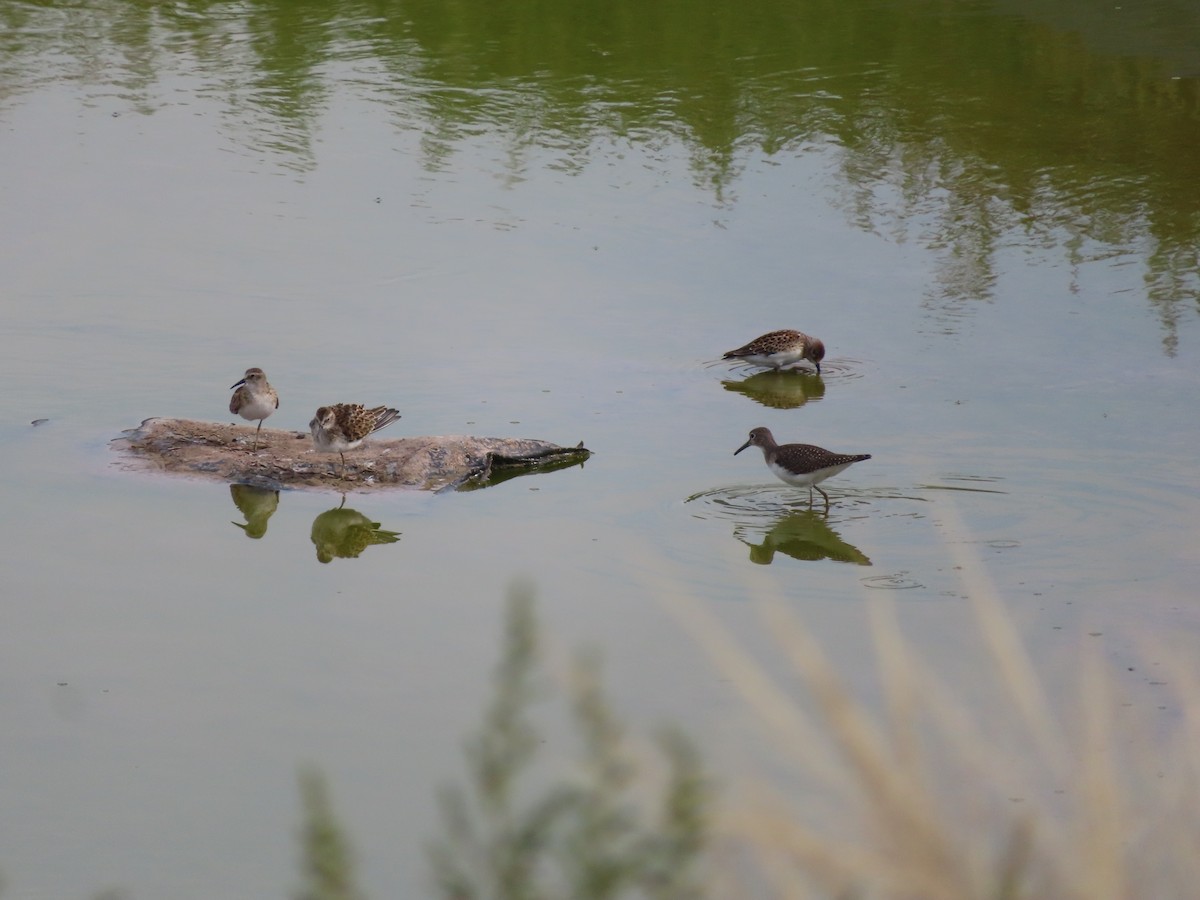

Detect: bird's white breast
[236,393,276,422]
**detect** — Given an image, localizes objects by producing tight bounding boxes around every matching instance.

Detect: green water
[1,1,1198,896]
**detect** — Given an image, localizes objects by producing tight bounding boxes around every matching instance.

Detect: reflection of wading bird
[739,509,872,566]
[735,426,870,510]
[309,403,401,475]
[721,370,827,410]
[310,497,401,563]
[229,484,280,539]
[723,329,825,374]
[229,367,279,450]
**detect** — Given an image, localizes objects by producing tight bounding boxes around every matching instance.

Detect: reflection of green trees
[822,8,1200,339]
[3,0,1197,340]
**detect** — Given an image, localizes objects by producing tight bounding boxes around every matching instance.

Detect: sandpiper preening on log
[309,403,401,474]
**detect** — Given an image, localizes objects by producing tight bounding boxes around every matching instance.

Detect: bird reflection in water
[736,509,870,566]
[310,496,401,563]
[721,370,825,410]
[229,484,280,539]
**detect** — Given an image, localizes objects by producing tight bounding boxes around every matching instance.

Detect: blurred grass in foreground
[294,766,365,900]
[648,498,1200,898]
[295,581,711,900]
[426,582,711,900]
[292,518,1199,898]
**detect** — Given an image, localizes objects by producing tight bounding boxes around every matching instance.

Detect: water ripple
[709,356,865,381]
[861,572,925,590]
[685,484,879,521]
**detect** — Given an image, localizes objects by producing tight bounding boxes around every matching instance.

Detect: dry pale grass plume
[651,498,1200,900]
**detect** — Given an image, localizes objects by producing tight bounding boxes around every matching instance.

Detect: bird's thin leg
[816,485,831,511]
[252,420,263,451]
[339,452,347,477]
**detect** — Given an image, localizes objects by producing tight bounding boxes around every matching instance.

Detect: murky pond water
[2,0,1199,896]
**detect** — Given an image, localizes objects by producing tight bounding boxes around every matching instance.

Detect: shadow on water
[2,0,1198,344]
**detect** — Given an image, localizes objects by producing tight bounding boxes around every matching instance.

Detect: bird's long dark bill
[230,379,246,390]
[734,440,752,455]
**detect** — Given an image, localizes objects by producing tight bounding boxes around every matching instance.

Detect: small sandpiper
[229,367,279,451]
[309,403,401,474]
[723,330,825,374]
[735,426,870,509]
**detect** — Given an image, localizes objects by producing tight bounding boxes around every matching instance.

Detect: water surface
[2,1,1199,896]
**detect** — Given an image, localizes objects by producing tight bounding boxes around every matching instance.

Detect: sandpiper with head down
[229,367,279,451]
[723,330,825,374]
[309,403,401,475]
[735,426,869,509]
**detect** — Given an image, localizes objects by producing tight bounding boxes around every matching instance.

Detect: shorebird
[309,403,401,475]
[735,426,869,509]
[723,330,825,374]
[229,367,278,451]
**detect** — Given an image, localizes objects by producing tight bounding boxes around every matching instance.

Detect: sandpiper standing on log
[229,367,279,451]
[735,426,869,509]
[310,404,401,474]
[723,330,825,374]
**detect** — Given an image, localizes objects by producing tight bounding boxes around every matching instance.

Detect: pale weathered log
[112,418,591,492]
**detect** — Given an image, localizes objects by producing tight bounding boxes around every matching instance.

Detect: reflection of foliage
[2,0,1198,341]
[820,11,1200,331]
[428,583,710,899]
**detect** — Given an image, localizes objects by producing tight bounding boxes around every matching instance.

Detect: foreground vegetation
[294,582,709,900]
[285,574,1200,899]
[18,571,1194,898]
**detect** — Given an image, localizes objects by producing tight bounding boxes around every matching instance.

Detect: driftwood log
[113,418,591,492]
